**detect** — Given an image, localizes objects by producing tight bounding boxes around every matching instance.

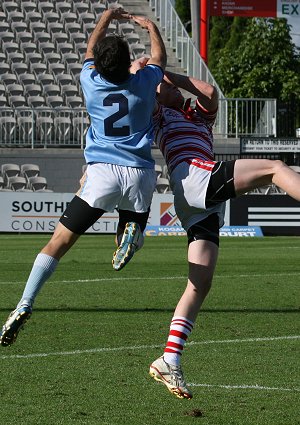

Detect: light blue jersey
[80,59,163,168]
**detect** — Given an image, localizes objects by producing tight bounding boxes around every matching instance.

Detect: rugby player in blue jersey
[0,7,166,347]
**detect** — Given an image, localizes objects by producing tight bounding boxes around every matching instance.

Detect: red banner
[210,0,277,17]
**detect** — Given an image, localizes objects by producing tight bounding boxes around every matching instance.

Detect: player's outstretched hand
[107,7,131,21]
[130,56,149,74]
[130,15,156,30]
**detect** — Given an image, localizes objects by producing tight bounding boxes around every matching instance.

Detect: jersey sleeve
[195,98,218,125]
[139,64,164,86]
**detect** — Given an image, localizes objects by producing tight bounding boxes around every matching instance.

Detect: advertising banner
[210,0,300,18]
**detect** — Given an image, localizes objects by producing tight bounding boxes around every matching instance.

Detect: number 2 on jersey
[103,94,130,136]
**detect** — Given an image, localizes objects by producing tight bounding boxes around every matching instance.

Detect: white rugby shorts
[78,163,156,212]
[170,160,225,231]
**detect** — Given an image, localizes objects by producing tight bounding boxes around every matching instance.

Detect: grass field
[0,234,299,425]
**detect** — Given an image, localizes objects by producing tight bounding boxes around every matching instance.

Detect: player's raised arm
[163,71,219,111]
[130,16,167,71]
[85,8,131,59]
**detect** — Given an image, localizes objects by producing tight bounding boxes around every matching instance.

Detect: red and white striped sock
[163,316,194,366]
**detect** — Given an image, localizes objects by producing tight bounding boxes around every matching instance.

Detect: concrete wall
[0,147,166,193]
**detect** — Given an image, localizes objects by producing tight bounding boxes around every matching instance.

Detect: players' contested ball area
[0,234,298,425]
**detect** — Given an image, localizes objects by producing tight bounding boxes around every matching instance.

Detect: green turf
[0,235,299,424]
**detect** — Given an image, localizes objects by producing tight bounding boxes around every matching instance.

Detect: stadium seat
[60,11,78,24]
[26,52,44,66]
[0,83,5,96]
[73,2,90,15]
[67,63,82,80]
[7,11,24,23]
[62,52,79,66]
[21,1,37,13]
[33,31,51,44]
[155,164,163,179]
[73,115,89,141]
[0,95,8,107]
[25,11,43,24]
[17,114,35,143]
[6,83,24,96]
[44,52,62,64]
[43,11,60,23]
[18,72,37,86]
[43,84,61,97]
[11,62,29,75]
[82,22,95,36]
[24,83,42,97]
[90,3,106,15]
[2,2,19,14]
[0,116,17,143]
[0,73,18,85]
[30,62,48,74]
[2,41,19,54]
[55,73,73,86]
[39,41,56,54]
[9,95,27,108]
[55,1,72,14]
[130,43,146,60]
[35,113,54,141]
[0,175,4,189]
[29,21,47,33]
[73,42,86,56]
[10,21,28,33]
[125,33,140,46]
[54,115,72,142]
[0,21,10,32]
[79,12,96,25]
[7,176,27,191]
[0,63,11,75]
[48,63,66,75]
[16,31,33,44]
[21,163,40,182]
[60,84,79,97]
[66,95,83,108]
[56,42,74,54]
[156,177,170,193]
[64,22,82,34]
[0,31,15,44]
[20,41,37,54]
[28,176,49,191]
[38,1,55,14]
[27,95,46,108]
[69,32,87,45]
[7,51,25,64]
[52,32,69,45]
[118,22,135,36]
[106,23,117,34]
[1,163,20,184]
[46,95,64,108]
[47,21,64,35]
[37,73,55,86]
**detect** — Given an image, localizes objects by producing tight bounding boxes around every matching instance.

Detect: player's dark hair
[93,35,131,84]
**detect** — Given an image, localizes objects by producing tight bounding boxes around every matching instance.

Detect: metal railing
[149,0,277,138]
[215,98,277,138]
[0,97,277,149]
[0,107,88,149]
[149,0,225,98]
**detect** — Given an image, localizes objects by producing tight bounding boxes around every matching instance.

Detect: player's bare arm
[85,8,131,59]
[164,71,219,111]
[131,16,167,71]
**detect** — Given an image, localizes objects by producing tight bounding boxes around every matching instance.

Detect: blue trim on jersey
[80,60,163,168]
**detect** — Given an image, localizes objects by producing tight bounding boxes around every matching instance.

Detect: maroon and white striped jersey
[153,98,217,174]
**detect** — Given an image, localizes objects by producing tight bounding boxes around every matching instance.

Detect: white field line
[0,335,299,360]
[189,383,300,392]
[0,272,300,286]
